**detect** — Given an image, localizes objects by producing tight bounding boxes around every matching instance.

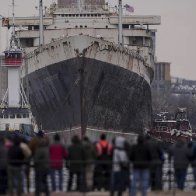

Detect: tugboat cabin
[3,50,22,66]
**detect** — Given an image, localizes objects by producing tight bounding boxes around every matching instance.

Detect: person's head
[137,134,144,144]
[83,136,89,142]
[54,133,60,142]
[71,135,80,144]
[100,133,106,140]
[37,130,44,138]
[145,134,151,141]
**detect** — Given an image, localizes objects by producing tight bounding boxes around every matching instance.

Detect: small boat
[146,108,192,143]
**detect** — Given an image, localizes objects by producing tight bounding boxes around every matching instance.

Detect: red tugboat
[146,108,192,143]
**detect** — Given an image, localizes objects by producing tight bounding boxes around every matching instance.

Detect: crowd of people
[0,131,196,196]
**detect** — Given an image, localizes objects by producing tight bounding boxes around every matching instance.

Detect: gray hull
[24,57,152,134]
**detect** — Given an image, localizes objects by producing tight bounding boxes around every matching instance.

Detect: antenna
[10,0,19,49]
[12,0,15,35]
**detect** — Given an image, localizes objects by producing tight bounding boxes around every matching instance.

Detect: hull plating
[24,57,152,134]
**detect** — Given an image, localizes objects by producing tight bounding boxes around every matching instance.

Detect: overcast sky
[0,0,195,80]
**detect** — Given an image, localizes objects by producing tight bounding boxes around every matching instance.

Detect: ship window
[20,38,34,47]
[85,25,87,28]
[23,114,27,118]
[106,25,108,28]
[0,114,3,118]
[10,114,15,119]
[80,25,83,28]
[17,114,22,118]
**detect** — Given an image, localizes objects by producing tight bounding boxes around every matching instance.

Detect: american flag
[124,4,134,13]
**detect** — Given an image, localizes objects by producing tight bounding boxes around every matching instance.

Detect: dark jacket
[34,140,50,170]
[8,143,24,167]
[130,135,152,169]
[145,138,164,164]
[0,144,7,169]
[82,139,96,164]
[169,140,192,169]
[67,138,85,172]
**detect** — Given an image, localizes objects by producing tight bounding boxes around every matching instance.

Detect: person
[110,136,129,196]
[29,130,48,156]
[67,135,85,192]
[7,136,25,196]
[94,133,113,190]
[129,134,152,196]
[190,141,196,189]
[168,138,192,190]
[20,137,32,193]
[145,135,164,191]
[0,137,8,195]
[50,133,68,192]
[33,137,50,196]
[82,136,96,191]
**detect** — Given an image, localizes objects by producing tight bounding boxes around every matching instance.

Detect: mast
[118,0,123,45]
[1,0,22,108]
[12,0,15,36]
[39,0,44,45]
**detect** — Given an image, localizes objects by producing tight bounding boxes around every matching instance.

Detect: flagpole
[118,0,123,46]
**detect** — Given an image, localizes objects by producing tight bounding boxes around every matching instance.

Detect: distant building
[151,62,171,90]
[0,56,8,100]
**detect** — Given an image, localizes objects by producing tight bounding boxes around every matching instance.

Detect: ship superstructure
[2,0,161,135]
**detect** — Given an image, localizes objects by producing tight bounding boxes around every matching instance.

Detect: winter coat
[169,140,192,169]
[34,141,49,171]
[50,142,68,169]
[82,140,96,164]
[112,136,129,172]
[130,135,152,169]
[0,144,7,169]
[67,142,85,172]
[8,144,24,167]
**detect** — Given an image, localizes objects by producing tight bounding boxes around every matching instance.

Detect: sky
[0,0,196,80]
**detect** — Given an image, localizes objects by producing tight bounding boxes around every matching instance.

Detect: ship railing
[45,127,138,145]
[0,159,195,194]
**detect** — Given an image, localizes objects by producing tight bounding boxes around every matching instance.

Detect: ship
[0,0,37,140]
[2,0,161,136]
[146,108,192,143]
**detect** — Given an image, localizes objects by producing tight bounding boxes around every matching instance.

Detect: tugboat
[146,108,192,143]
[0,0,37,140]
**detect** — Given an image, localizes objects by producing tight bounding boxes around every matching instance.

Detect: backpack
[98,142,110,161]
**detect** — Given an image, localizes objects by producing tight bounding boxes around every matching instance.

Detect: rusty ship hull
[22,35,152,134]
